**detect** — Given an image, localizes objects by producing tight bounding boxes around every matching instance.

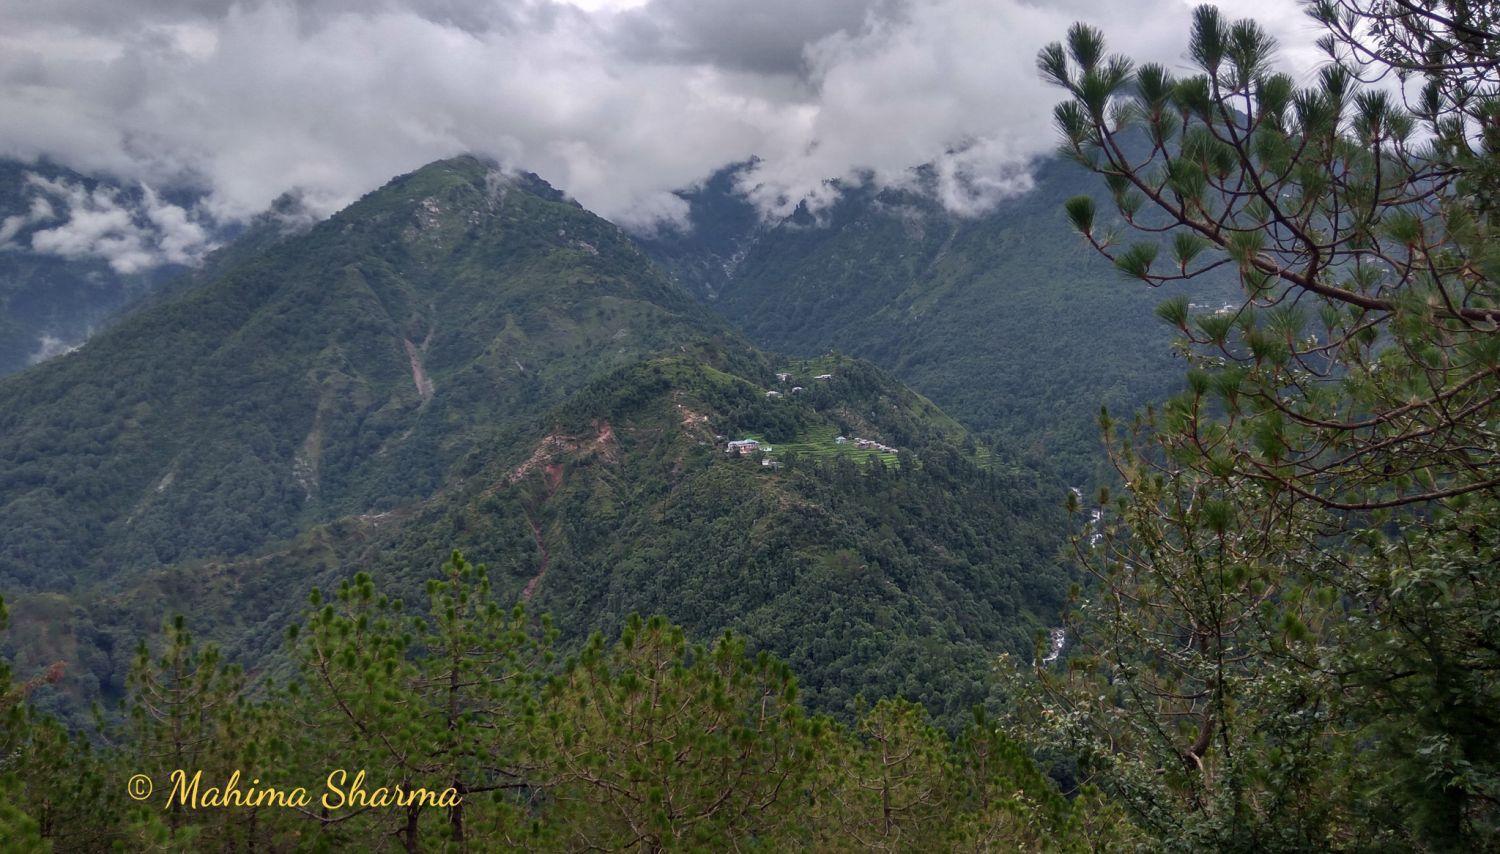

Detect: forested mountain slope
[0,156,730,590]
[24,349,1067,726]
[0,157,1069,729]
[642,157,1234,482]
[382,351,1064,721]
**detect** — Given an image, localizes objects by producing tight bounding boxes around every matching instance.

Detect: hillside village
[722,433,897,464]
[720,367,903,463]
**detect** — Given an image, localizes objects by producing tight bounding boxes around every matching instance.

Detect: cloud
[19,173,216,273]
[932,141,1037,218]
[0,0,1319,231]
[0,194,56,246]
[611,0,887,75]
[29,333,83,365]
[140,186,212,265]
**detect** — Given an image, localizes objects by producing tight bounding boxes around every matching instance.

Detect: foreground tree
[0,595,45,849]
[1024,1,1499,848]
[537,616,825,849]
[1040,2,1498,511]
[286,553,551,849]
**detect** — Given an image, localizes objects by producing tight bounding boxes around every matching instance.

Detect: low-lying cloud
[28,332,84,365]
[0,195,56,246]
[2,173,216,273]
[0,0,1320,236]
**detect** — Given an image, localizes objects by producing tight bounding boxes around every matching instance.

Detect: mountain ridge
[641,156,1235,482]
[0,155,732,588]
[0,156,1070,731]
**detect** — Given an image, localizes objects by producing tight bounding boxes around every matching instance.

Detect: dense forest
[0,565,1130,850]
[0,157,732,591]
[0,159,1073,740]
[4,346,1072,734]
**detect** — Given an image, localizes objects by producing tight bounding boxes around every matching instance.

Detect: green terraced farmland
[751,425,901,466]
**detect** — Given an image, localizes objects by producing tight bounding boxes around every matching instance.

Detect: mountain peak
[364,155,572,214]
[0,151,724,592]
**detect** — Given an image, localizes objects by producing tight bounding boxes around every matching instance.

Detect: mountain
[465,353,1069,721]
[0,156,1068,728]
[0,156,732,591]
[0,159,205,375]
[640,156,1235,483]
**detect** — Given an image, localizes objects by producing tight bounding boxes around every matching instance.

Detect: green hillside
[0,158,1069,730]
[439,352,1067,723]
[642,157,1235,482]
[0,156,730,590]
[31,350,1064,727]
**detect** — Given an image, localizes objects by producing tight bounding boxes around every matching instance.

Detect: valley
[3,0,1494,847]
[0,156,1070,732]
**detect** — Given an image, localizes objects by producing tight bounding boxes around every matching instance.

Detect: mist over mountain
[0,144,1227,730]
[0,0,1321,231]
[0,146,1219,727]
[0,159,221,374]
[0,157,730,585]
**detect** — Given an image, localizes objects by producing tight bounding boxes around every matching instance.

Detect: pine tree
[807,698,952,850]
[124,614,264,846]
[286,553,551,850]
[1027,1,1500,847]
[0,594,46,850]
[536,615,823,850]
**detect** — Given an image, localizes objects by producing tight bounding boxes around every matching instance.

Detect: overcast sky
[0,0,1323,232]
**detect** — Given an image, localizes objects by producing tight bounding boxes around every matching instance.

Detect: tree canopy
[1016,1,1500,847]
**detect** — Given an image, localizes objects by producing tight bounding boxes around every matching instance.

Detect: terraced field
[740,425,902,466]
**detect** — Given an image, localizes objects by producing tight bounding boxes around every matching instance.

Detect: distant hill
[0,157,1069,729]
[640,156,1234,483]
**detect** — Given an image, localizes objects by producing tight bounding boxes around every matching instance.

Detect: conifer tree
[0,595,46,849]
[820,698,953,850]
[286,552,550,850]
[1028,1,1499,846]
[0,599,115,849]
[536,615,823,850]
[125,615,261,846]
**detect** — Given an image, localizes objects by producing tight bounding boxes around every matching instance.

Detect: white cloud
[932,140,1037,218]
[141,186,212,265]
[29,333,83,365]
[565,0,649,12]
[0,0,1319,229]
[20,173,216,273]
[0,194,56,246]
[735,0,1326,219]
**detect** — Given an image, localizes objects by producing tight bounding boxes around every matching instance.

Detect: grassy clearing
[736,425,901,467]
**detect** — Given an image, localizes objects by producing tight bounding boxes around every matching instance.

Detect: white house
[725,439,760,454]
[766,390,783,398]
